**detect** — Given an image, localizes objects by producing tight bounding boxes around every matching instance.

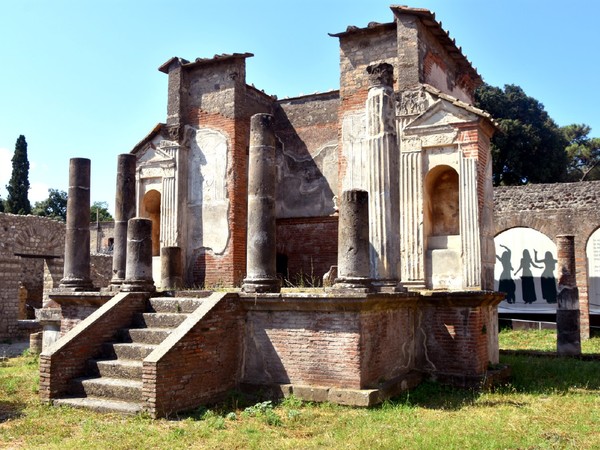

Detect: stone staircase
[53,297,203,414]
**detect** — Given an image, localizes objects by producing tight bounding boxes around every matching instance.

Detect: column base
[242,277,281,293]
[372,279,405,293]
[121,280,156,293]
[332,276,373,293]
[59,277,95,291]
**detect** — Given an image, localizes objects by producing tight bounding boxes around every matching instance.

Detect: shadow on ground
[381,353,600,411]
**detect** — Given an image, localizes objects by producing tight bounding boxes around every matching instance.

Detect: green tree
[562,123,600,181]
[32,189,68,221]
[0,196,4,212]
[474,84,568,186]
[5,135,31,214]
[90,201,113,222]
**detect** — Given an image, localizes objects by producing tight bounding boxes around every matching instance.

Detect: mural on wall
[494,227,558,313]
[186,126,230,255]
[585,229,600,314]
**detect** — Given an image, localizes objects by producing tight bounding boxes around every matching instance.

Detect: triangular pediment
[137,145,174,166]
[404,99,479,130]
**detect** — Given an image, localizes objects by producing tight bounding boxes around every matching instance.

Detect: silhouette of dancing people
[534,249,557,303]
[514,249,542,304]
[496,244,516,304]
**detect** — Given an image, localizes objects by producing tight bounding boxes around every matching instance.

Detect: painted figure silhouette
[496,244,516,303]
[514,249,541,304]
[534,249,557,303]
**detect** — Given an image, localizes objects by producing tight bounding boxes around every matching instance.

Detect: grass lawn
[1,329,599,449]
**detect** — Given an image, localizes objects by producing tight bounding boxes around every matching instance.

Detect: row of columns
[56,115,582,355]
[58,156,156,294]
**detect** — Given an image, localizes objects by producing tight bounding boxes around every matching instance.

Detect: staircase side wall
[39,292,148,401]
[143,293,244,418]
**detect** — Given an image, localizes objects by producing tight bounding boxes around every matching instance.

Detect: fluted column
[459,156,481,288]
[60,158,93,290]
[365,63,400,287]
[242,114,281,293]
[400,151,424,286]
[111,154,137,288]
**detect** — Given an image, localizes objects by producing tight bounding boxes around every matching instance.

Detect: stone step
[149,297,203,313]
[71,377,143,403]
[103,342,156,361]
[53,396,144,415]
[121,327,172,345]
[88,359,143,379]
[132,312,188,329]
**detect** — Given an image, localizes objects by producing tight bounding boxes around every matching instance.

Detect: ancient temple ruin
[39,6,507,417]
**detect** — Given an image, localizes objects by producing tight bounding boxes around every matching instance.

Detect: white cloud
[29,182,50,204]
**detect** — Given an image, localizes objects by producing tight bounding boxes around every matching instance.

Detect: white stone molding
[341,111,368,191]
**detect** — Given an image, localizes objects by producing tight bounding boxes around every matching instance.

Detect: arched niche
[425,164,459,239]
[142,189,161,257]
[586,228,600,314]
[424,165,461,289]
[494,227,557,313]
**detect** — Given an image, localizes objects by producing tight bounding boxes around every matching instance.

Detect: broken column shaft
[242,113,281,293]
[366,62,400,287]
[111,154,137,288]
[556,235,581,356]
[161,246,183,290]
[333,189,372,292]
[60,158,93,290]
[121,218,155,293]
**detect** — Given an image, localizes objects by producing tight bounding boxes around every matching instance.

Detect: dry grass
[0,332,599,449]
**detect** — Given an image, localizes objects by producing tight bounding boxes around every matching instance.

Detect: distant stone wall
[494,181,600,213]
[0,213,64,339]
[90,222,115,254]
[494,181,600,337]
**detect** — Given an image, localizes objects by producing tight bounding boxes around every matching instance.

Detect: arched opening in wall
[585,228,600,315]
[494,227,557,313]
[424,165,461,290]
[142,190,161,257]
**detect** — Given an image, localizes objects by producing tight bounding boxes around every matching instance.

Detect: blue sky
[1,0,599,213]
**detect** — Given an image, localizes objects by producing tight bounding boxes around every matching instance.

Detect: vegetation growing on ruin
[1,330,599,449]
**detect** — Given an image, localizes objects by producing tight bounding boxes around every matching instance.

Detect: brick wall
[274,92,339,218]
[276,216,338,285]
[40,292,147,401]
[144,293,244,417]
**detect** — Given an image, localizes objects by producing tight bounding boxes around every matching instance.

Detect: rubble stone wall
[0,214,64,339]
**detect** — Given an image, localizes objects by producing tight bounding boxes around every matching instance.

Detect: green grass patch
[0,335,599,449]
[499,328,600,353]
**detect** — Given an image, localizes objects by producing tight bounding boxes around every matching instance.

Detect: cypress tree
[5,135,31,214]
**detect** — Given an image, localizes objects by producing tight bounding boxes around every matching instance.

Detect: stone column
[365,63,401,289]
[161,246,183,290]
[60,158,93,290]
[110,154,137,288]
[556,235,581,356]
[242,113,281,293]
[333,189,372,292]
[121,218,155,293]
